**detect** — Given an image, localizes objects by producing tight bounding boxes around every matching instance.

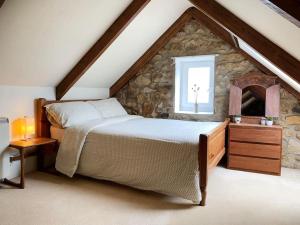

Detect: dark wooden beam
[189,8,235,47]
[190,6,299,100]
[261,0,300,27]
[109,8,193,96]
[110,5,300,100]
[110,6,231,96]
[237,47,300,100]
[0,0,5,8]
[189,0,300,85]
[190,5,300,100]
[56,0,151,100]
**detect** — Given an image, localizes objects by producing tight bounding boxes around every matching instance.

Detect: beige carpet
[1,167,300,225]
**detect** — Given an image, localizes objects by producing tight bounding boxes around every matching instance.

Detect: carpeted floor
[1,167,300,225]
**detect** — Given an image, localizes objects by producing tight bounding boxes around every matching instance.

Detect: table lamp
[20,116,35,141]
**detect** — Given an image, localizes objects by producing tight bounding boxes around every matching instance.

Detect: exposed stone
[136,94,145,104]
[116,19,300,169]
[280,100,293,114]
[135,76,151,87]
[282,139,289,155]
[291,155,300,169]
[287,138,300,154]
[283,129,294,137]
[292,105,300,113]
[282,154,295,168]
[295,154,300,162]
[295,163,300,170]
[151,92,161,103]
[143,87,155,94]
[152,55,162,62]
[286,116,300,125]
[142,102,154,116]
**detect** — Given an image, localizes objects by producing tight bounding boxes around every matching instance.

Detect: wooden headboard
[35,98,101,138]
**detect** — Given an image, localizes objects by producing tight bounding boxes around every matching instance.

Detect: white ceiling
[75,0,192,88]
[0,0,299,91]
[216,0,300,61]
[0,0,132,86]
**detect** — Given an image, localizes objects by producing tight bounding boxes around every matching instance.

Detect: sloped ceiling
[0,0,299,90]
[215,0,300,61]
[0,0,132,86]
[74,0,192,88]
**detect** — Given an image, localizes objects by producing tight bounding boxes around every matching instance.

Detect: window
[174,55,215,114]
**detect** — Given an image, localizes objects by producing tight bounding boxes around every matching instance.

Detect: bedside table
[2,137,57,189]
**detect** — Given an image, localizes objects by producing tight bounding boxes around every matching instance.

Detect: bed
[36,98,229,206]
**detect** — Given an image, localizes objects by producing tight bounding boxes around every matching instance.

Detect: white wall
[0,85,55,140]
[0,85,54,179]
[62,87,109,100]
[0,85,109,139]
[0,85,108,179]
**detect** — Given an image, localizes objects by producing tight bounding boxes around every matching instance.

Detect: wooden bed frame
[36,98,229,206]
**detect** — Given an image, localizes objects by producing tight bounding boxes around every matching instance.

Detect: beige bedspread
[56,116,221,203]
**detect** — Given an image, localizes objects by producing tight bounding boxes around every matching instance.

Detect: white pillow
[45,101,102,128]
[88,98,127,118]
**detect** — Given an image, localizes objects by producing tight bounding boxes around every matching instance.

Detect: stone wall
[280,90,300,168]
[116,20,300,169]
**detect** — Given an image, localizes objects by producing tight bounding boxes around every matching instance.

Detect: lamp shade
[20,116,35,140]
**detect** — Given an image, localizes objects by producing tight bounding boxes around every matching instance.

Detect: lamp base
[21,136,31,142]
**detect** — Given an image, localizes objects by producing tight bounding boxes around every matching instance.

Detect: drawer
[230,127,282,144]
[229,141,281,159]
[228,155,281,175]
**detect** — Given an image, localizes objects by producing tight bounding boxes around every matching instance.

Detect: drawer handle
[209,153,215,159]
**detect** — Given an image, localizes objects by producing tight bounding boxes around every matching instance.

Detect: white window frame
[174,55,216,114]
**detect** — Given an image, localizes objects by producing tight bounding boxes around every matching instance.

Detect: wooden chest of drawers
[228,123,282,175]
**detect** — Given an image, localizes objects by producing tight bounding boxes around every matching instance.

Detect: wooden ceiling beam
[110,6,300,100]
[261,0,300,27]
[237,48,300,100]
[188,8,235,47]
[55,0,151,100]
[0,0,5,8]
[189,0,300,85]
[109,8,193,96]
[190,7,300,100]
[110,6,232,96]
[191,7,300,100]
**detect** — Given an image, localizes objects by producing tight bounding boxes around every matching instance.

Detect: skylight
[237,38,300,93]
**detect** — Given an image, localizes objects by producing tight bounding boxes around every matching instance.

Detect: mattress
[50,126,65,143]
[55,116,222,203]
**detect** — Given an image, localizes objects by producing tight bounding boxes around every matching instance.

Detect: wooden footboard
[198,119,229,206]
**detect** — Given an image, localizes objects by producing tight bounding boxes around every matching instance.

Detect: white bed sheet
[55,116,222,203]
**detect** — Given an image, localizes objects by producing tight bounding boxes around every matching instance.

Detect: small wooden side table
[2,137,57,189]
